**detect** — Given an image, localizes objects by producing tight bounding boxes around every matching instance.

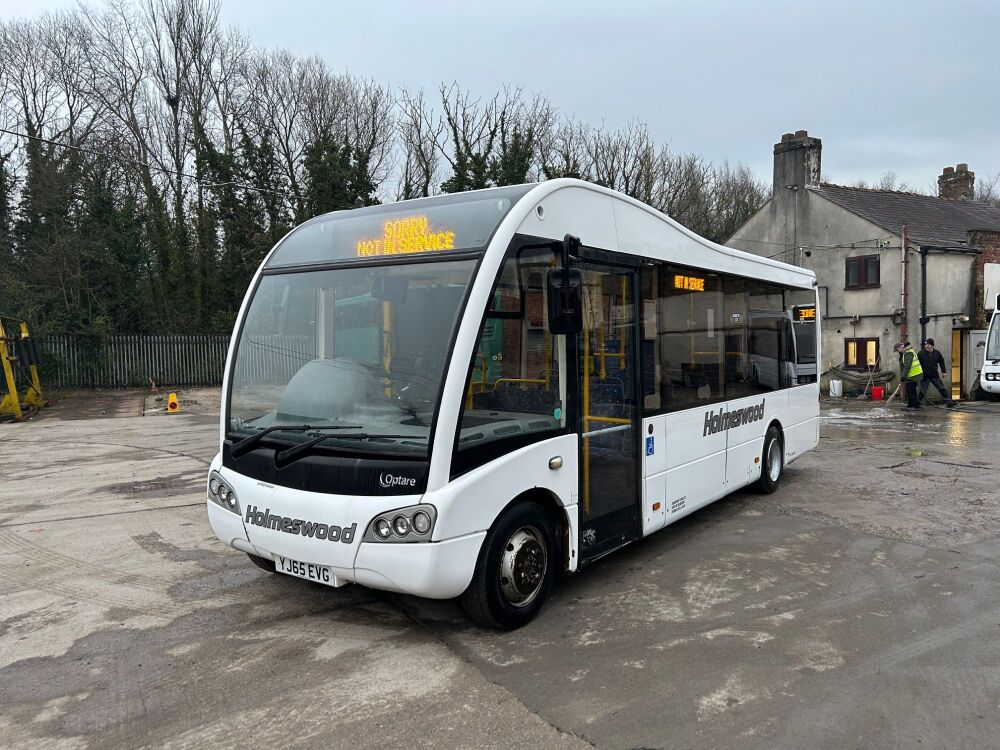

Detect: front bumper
[353,532,485,599]
[205,461,484,600]
[982,373,1000,394]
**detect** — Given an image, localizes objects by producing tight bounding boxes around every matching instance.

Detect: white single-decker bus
[207,179,821,629]
[982,293,1000,398]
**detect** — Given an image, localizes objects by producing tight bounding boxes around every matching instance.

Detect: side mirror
[371,275,409,303]
[546,267,583,335]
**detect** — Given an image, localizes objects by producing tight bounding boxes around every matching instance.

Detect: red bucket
[871,386,885,401]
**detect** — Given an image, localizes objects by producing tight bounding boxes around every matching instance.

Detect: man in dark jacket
[894,341,922,410]
[918,338,955,406]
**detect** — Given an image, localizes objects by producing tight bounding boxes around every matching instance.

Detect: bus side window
[453,246,565,477]
[640,267,662,410]
[661,266,724,409]
[640,263,728,411]
[782,318,797,388]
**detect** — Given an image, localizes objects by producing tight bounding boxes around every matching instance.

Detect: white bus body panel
[641,384,819,538]
[982,368,1000,394]
[784,384,821,462]
[428,434,579,553]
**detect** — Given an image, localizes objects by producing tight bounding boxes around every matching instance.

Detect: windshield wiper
[273,432,428,468]
[335,433,428,442]
[230,424,362,459]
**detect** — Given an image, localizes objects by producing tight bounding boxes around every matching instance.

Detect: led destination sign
[356,215,456,257]
[264,185,535,269]
[674,274,705,292]
[793,305,816,321]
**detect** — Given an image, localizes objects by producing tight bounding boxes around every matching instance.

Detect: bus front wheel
[756,425,783,494]
[460,502,556,630]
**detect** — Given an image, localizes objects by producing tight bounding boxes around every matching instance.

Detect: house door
[951,328,962,400]
[576,261,641,560]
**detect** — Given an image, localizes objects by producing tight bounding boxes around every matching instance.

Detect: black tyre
[460,502,557,630]
[247,552,276,573]
[755,425,783,494]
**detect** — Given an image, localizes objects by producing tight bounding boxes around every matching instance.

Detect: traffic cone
[167,392,180,413]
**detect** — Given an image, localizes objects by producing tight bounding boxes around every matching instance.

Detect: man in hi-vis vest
[894,341,923,410]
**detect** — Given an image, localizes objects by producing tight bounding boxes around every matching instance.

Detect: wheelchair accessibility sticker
[645,436,655,456]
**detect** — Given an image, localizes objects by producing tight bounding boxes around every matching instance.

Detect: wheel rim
[768,439,782,482]
[499,526,548,608]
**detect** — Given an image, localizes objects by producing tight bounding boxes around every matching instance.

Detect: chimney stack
[773,130,822,194]
[938,163,975,200]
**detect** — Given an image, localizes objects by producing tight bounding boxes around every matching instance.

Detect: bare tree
[852,170,916,193]
[976,171,1000,207]
[80,0,159,192]
[707,161,771,243]
[397,88,444,199]
[248,49,309,217]
[437,83,502,192]
[345,77,395,189]
[584,121,660,201]
[538,118,590,180]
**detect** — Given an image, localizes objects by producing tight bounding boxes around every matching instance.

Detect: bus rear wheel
[460,502,556,630]
[755,425,783,494]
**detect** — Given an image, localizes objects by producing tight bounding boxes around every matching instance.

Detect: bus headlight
[412,511,431,535]
[364,504,437,543]
[208,471,240,515]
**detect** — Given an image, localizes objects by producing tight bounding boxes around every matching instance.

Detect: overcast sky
[3,0,998,192]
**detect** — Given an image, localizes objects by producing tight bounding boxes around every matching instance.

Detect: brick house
[728,131,1000,398]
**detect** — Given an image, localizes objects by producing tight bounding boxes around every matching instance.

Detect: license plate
[274,555,336,586]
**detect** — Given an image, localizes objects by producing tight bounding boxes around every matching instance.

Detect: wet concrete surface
[1,393,999,748]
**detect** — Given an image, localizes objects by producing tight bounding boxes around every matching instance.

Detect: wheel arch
[767,418,785,448]
[496,488,572,572]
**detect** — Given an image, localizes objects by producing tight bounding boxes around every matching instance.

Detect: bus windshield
[228,258,477,456]
[988,312,1000,361]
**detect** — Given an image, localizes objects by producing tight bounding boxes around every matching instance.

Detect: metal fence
[232,334,316,385]
[38,334,230,388]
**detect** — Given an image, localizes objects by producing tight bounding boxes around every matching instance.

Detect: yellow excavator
[0,316,47,421]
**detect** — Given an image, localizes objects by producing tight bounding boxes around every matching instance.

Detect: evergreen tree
[303,133,378,217]
[492,123,535,186]
[75,157,147,334]
[0,155,18,317]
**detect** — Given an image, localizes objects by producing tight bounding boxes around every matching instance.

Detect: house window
[845,255,880,289]
[844,338,879,370]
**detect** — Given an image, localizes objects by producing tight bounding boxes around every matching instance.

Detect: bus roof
[262,179,816,290]
[503,179,817,290]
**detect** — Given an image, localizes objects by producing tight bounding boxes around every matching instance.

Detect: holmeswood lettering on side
[703,399,766,436]
[244,505,356,543]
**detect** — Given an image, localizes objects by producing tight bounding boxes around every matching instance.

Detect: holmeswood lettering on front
[244,505,356,543]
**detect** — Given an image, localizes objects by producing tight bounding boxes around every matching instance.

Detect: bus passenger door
[575,262,641,560]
